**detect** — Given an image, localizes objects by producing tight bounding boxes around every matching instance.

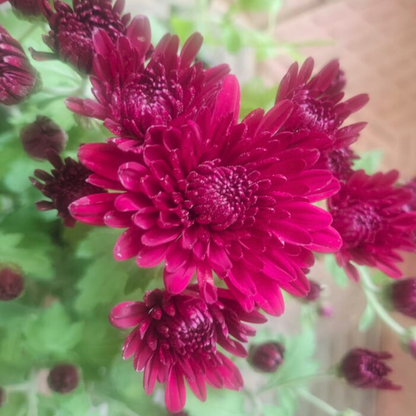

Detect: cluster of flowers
[2,0,416,412]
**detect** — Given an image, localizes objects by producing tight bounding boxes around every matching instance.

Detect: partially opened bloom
[0,0,43,18]
[276,58,368,148]
[31,0,138,74]
[110,286,266,412]
[0,25,39,105]
[339,348,400,390]
[387,277,416,319]
[329,170,416,281]
[66,25,229,151]
[70,76,342,315]
[31,149,106,227]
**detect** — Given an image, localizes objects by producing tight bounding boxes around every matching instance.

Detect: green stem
[258,372,329,393]
[359,266,405,335]
[297,388,338,416]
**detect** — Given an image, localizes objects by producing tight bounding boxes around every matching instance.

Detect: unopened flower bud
[48,364,79,394]
[303,280,322,302]
[21,116,67,160]
[4,0,43,19]
[387,277,416,319]
[249,342,285,373]
[338,348,400,390]
[318,304,333,318]
[0,267,24,301]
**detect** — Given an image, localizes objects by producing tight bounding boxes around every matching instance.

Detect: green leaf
[0,302,37,328]
[353,150,383,175]
[240,78,276,119]
[0,231,54,280]
[221,23,242,54]
[76,228,123,259]
[185,386,247,416]
[0,392,26,416]
[24,302,84,356]
[359,304,376,332]
[262,387,297,416]
[324,255,349,288]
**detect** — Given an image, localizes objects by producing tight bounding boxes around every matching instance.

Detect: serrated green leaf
[359,304,376,332]
[0,231,54,280]
[353,150,383,175]
[24,302,84,356]
[324,255,349,288]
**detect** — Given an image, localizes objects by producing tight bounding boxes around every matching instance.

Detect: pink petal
[212,75,240,125]
[110,302,147,329]
[165,366,186,413]
[114,228,144,260]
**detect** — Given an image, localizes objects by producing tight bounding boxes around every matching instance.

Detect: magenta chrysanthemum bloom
[31,149,106,227]
[276,58,368,147]
[66,25,229,151]
[0,0,42,18]
[0,25,39,105]
[31,0,138,74]
[329,170,416,281]
[70,76,342,315]
[110,286,266,412]
[316,147,358,183]
[339,348,401,390]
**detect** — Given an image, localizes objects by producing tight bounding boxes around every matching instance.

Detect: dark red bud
[303,280,322,302]
[339,348,400,390]
[48,364,79,394]
[389,277,416,319]
[318,304,333,318]
[8,0,43,18]
[0,267,24,301]
[249,342,285,373]
[20,116,67,160]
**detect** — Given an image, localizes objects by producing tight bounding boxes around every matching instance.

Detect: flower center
[185,163,257,231]
[154,298,216,358]
[122,70,182,136]
[323,148,353,182]
[363,356,389,378]
[333,203,383,249]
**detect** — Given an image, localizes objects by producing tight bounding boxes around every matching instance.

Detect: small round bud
[249,342,285,373]
[0,387,4,408]
[387,277,416,319]
[0,267,24,301]
[318,304,333,318]
[303,280,322,302]
[48,364,79,394]
[20,116,68,160]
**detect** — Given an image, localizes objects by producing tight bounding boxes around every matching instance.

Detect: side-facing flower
[339,348,400,390]
[31,149,106,227]
[66,25,229,151]
[276,59,367,182]
[110,286,266,413]
[31,0,139,74]
[21,116,68,159]
[0,0,43,18]
[329,170,416,281]
[0,25,39,105]
[70,76,342,315]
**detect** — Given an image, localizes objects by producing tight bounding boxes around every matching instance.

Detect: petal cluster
[31,0,135,73]
[66,22,229,151]
[329,170,416,281]
[0,25,39,105]
[70,76,341,315]
[339,348,400,390]
[110,286,265,412]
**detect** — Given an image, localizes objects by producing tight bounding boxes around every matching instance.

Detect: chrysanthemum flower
[70,76,341,315]
[110,286,266,412]
[31,149,106,227]
[276,58,368,146]
[315,147,358,183]
[0,0,43,18]
[339,348,400,390]
[66,26,230,151]
[0,25,39,105]
[31,0,138,74]
[329,170,416,281]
